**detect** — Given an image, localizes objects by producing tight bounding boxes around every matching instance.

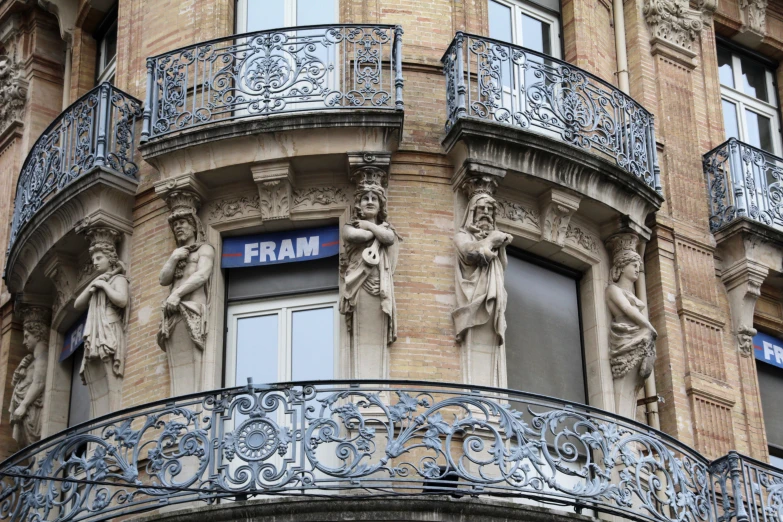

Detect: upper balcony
[704,138,783,233]
[139,24,404,166]
[4,83,142,293]
[440,33,662,231]
[0,379,777,522]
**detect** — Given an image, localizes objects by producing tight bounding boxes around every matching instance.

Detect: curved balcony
[441,33,660,192]
[703,138,783,232]
[140,24,404,143]
[0,379,766,522]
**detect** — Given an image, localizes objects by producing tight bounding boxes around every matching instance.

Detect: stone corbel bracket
[643,0,704,67]
[0,53,28,136]
[154,173,208,204]
[252,160,296,221]
[42,254,78,319]
[737,0,767,47]
[451,161,505,195]
[722,259,768,356]
[539,188,581,248]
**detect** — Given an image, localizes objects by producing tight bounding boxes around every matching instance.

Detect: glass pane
[246,0,286,32]
[104,23,117,65]
[489,1,512,42]
[68,346,91,427]
[745,109,774,153]
[291,307,334,380]
[771,453,783,470]
[717,47,734,88]
[722,99,739,140]
[235,314,279,386]
[741,56,769,102]
[505,256,585,403]
[521,12,551,56]
[757,361,783,449]
[297,0,336,25]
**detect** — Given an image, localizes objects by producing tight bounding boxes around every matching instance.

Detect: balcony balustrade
[703,138,783,232]
[442,33,660,191]
[141,24,404,141]
[7,83,143,256]
[1,379,775,522]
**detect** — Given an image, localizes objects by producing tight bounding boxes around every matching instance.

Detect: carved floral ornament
[0,54,27,131]
[739,0,767,35]
[642,0,704,52]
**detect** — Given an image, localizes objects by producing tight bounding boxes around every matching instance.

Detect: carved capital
[0,54,28,133]
[252,160,295,221]
[643,0,703,62]
[538,189,580,246]
[154,173,208,203]
[347,151,391,175]
[737,0,767,46]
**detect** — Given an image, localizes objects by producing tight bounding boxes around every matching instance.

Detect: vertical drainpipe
[613,0,661,429]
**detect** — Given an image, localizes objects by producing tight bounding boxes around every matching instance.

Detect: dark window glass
[505,253,585,403]
[717,47,734,88]
[741,56,769,102]
[757,360,783,449]
[67,346,91,428]
[722,99,739,140]
[227,255,339,302]
[746,109,774,153]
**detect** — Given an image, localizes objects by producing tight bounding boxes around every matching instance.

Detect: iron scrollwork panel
[145,25,402,139]
[7,84,142,254]
[0,382,714,522]
[442,33,658,190]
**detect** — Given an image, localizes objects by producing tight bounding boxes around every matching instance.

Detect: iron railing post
[727,451,750,522]
[94,82,110,167]
[454,32,467,119]
[650,117,662,194]
[141,58,154,142]
[394,26,404,110]
[730,140,748,219]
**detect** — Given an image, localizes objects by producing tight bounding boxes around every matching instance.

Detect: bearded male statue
[157,191,214,396]
[453,178,512,387]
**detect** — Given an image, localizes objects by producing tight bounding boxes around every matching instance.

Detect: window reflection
[722,99,739,140]
[717,48,734,88]
[291,307,334,381]
[741,56,769,102]
[235,314,279,386]
[745,109,774,153]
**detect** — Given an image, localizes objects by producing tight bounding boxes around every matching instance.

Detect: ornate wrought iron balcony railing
[141,24,404,140]
[703,138,783,232]
[442,33,660,192]
[1,379,759,522]
[7,83,143,255]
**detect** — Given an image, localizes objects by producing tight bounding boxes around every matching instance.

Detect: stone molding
[0,54,28,135]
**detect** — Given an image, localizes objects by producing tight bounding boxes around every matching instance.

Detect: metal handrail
[441,32,660,192]
[6,83,143,255]
[141,24,404,140]
[703,138,783,232]
[0,379,721,522]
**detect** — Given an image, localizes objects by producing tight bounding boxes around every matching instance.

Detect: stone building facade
[0,0,783,521]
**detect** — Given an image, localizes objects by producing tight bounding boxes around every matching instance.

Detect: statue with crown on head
[452,175,512,387]
[605,233,657,418]
[340,166,400,379]
[73,227,129,413]
[10,306,50,447]
[157,190,215,396]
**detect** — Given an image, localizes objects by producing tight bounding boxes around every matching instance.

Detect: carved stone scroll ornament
[453,175,513,387]
[73,227,129,416]
[157,191,215,396]
[339,165,399,380]
[9,306,50,448]
[0,54,28,132]
[643,0,703,52]
[737,324,757,358]
[605,233,657,418]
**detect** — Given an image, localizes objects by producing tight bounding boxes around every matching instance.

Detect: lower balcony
[704,138,783,232]
[0,380,775,522]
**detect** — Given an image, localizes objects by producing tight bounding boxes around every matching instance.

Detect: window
[489,0,561,58]
[67,347,91,428]
[504,250,586,403]
[757,358,783,469]
[236,0,337,33]
[224,256,341,386]
[718,45,781,155]
[95,9,117,84]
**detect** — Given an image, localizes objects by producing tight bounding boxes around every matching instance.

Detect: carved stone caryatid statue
[73,227,129,416]
[340,166,399,379]
[157,191,215,396]
[605,233,657,418]
[453,176,513,387]
[9,306,50,447]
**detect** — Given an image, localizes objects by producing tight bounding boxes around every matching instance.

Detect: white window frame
[719,49,781,156]
[225,292,340,387]
[489,0,561,59]
[95,18,117,85]
[236,0,339,33]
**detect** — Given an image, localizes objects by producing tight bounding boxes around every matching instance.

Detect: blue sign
[753,331,783,370]
[61,313,87,362]
[221,226,340,269]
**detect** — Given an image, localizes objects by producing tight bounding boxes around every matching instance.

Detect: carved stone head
[86,227,123,274]
[166,191,205,245]
[607,233,642,283]
[22,306,50,350]
[351,167,388,224]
